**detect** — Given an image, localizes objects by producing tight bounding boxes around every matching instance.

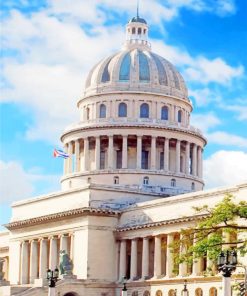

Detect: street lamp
[47,268,59,296]
[217,250,238,296]
[182,280,189,296]
[121,276,127,296]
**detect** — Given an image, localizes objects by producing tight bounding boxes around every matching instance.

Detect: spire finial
[137,0,139,18]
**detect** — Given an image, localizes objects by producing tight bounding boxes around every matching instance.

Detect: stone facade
[0,15,246,296]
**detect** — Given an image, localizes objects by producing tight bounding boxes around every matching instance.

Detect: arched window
[171,178,176,187]
[138,28,142,34]
[87,177,91,184]
[161,106,168,120]
[168,290,176,296]
[155,290,162,296]
[118,102,127,117]
[132,27,136,34]
[178,110,182,123]
[132,292,138,296]
[191,182,195,191]
[195,288,203,296]
[140,103,149,118]
[114,176,119,184]
[86,107,90,120]
[143,176,149,185]
[209,288,217,296]
[143,291,150,296]
[99,104,106,118]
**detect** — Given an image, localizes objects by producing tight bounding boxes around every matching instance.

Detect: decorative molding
[4,207,120,230]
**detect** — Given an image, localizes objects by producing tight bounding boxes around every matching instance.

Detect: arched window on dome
[132,27,136,34]
[86,107,90,120]
[171,178,176,187]
[138,50,150,82]
[140,103,149,118]
[118,102,127,117]
[99,104,106,118]
[138,27,142,35]
[161,106,169,120]
[178,110,182,123]
[119,53,131,81]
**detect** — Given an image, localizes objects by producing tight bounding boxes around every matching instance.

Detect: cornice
[4,207,120,230]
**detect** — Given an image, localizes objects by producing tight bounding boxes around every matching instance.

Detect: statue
[59,250,73,276]
[0,258,5,280]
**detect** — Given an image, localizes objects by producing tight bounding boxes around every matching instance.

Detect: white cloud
[191,112,221,133]
[206,131,247,148]
[221,104,247,121]
[204,150,247,189]
[0,160,60,204]
[189,87,219,106]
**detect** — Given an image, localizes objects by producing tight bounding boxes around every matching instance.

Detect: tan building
[0,15,246,296]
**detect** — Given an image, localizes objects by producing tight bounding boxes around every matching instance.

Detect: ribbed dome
[83,17,188,100]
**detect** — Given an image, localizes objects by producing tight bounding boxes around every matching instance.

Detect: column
[179,234,187,277]
[142,237,149,279]
[185,142,190,175]
[192,144,197,176]
[74,139,80,172]
[108,136,114,169]
[130,239,138,280]
[119,240,127,281]
[192,235,201,276]
[197,146,202,178]
[122,136,128,169]
[95,137,100,170]
[154,236,162,278]
[83,138,89,171]
[49,237,57,270]
[136,136,142,169]
[20,241,29,284]
[60,235,69,254]
[39,238,48,279]
[166,234,174,278]
[164,138,169,171]
[68,142,73,174]
[176,140,181,173]
[69,233,74,264]
[151,136,156,170]
[63,143,68,175]
[29,240,38,283]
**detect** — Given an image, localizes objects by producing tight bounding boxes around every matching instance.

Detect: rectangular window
[100,151,105,169]
[141,151,149,169]
[160,152,164,170]
[116,150,122,169]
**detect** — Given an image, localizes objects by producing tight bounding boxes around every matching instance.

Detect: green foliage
[172,194,247,265]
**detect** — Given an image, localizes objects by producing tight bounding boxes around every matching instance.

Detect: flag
[53,149,69,159]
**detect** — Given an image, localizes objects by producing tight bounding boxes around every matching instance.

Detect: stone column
[130,239,138,280]
[39,238,48,279]
[197,146,202,178]
[192,144,197,176]
[49,237,57,270]
[136,136,142,169]
[192,234,201,276]
[166,234,174,278]
[151,136,156,170]
[142,237,149,279]
[108,136,114,169]
[20,241,29,284]
[29,240,38,283]
[179,234,187,277]
[63,143,68,175]
[154,236,162,278]
[185,142,190,175]
[119,240,127,281]
[74,139,80,172]
[95,136,100,170]
[122,136,128,169]
[83,137,89,171]
[69,233,74,264]
[68,142,73,174]
[60,235,69,254]
[164,138,169,171]
[176,140,181,173]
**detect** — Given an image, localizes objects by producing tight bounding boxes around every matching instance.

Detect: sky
[0,0,247,228]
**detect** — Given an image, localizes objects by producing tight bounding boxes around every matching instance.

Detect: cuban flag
[53,149,69,159]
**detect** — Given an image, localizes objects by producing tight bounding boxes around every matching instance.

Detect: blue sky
[0,0,247,228]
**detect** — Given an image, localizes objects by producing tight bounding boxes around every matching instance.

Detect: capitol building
[0,14,246,296]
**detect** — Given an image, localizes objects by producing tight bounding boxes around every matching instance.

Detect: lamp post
[182,280,189,296]
[217,250,237,296]
[47,268,59,296]
[121,276,127,296]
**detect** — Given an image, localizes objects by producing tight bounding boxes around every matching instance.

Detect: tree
[174,194,247,268]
